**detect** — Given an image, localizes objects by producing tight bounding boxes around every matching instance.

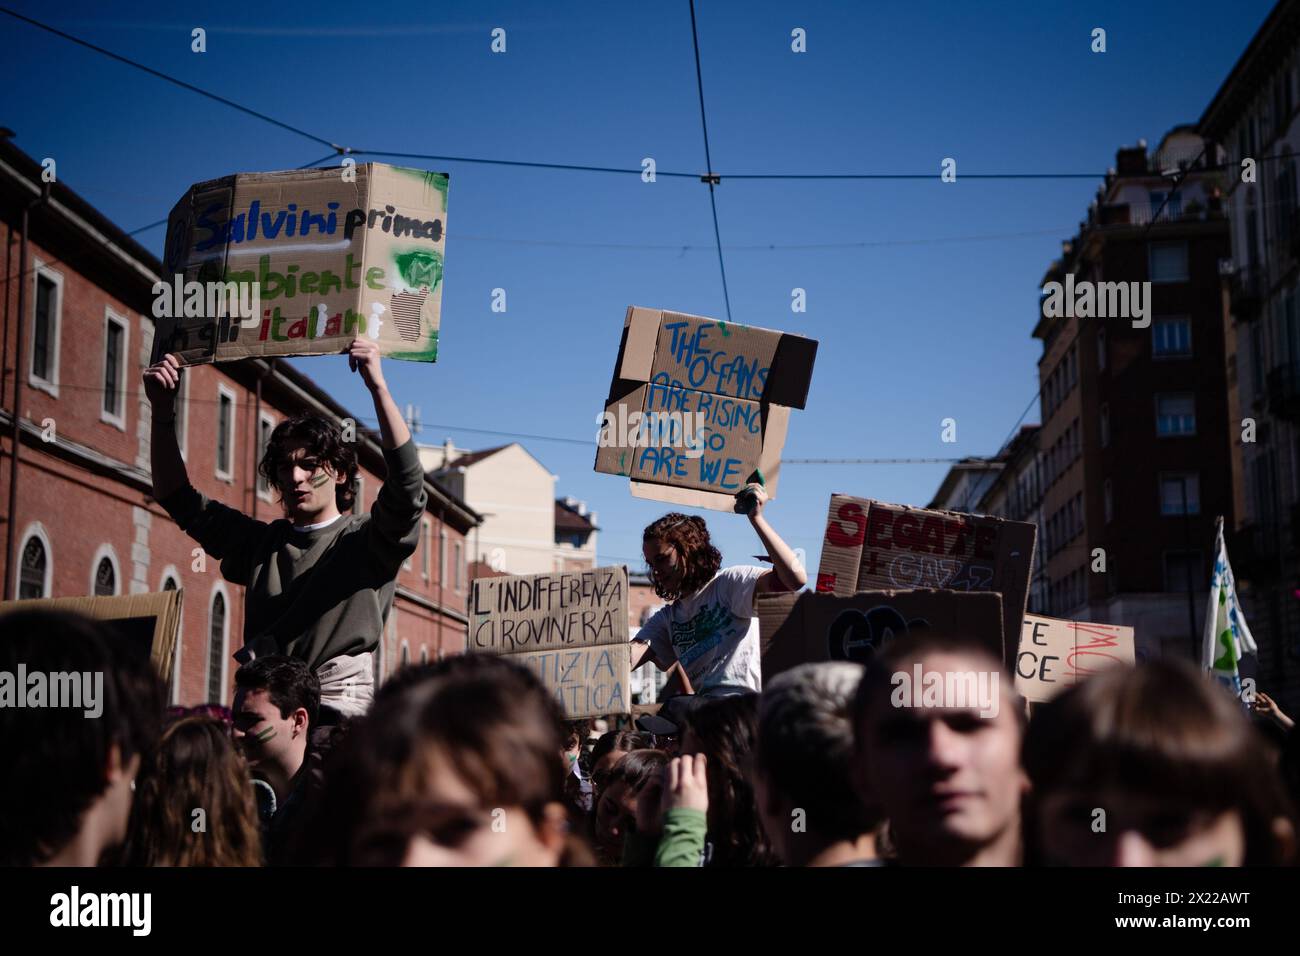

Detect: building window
[1149,241,1189,283]
[102,310,129,428]
[352,475,365,516]
[1097,328,1106,371]
[455,541,464,592]
[1160,473,1201,515]
[440,528,448,585]
[1163,551,1203,594]
[162,573,181,704]
[93,556,116,596]
[1152,317,1192,358]
[18,532,49,599]
[421,519,432,579]
[30,266,62,396]
[1155,393,1196,436]
[400,641,410,669]
[257,413,276,502]
[216,385,235,481]
[420,646,429,665]
[1104,480,1114,524]
[207,591,227,704]
[1100,404,1110,448]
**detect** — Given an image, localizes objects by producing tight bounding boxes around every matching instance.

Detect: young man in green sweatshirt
[143,336,425,721]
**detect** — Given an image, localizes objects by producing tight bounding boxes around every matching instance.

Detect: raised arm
[348,337,410,450]
[739,483,808,593]
[143,353,190,501]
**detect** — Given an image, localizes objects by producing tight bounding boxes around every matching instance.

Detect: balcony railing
[1267,362,1300,422]
[1096,199,1222,228]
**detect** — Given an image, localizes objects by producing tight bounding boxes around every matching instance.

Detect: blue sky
[0,0,1273,574]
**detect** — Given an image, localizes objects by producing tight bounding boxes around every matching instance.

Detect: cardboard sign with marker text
[0,590,184,681]
[595,306,817,511]
[154,163,447,366]
[756,588,1004,682]
[1015,614,1135,703]
[815,493,1036,672]
[467,566,629,719]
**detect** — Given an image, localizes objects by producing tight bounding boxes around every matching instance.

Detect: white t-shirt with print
[634,565,767,696]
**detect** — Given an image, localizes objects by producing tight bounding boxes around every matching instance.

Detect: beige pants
[316,651,375,718]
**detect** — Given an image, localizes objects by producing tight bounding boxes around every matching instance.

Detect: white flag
[1202,516,1257,690]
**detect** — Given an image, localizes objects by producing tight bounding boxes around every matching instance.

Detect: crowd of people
[2,344,1298,867]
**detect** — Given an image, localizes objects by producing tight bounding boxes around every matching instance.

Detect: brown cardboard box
[814,494,1036,672]
[0,590,184,680]
[154,163,447,365]
[467,566,629,718]
[1015,614,1135,703]
[595,307,816,511]
[757,588,1004,682]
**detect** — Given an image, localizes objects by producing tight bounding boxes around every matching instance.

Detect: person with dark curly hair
[143,337,425,719]
[630,483,806,698]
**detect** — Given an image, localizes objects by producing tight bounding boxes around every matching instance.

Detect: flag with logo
[1202,516,1257,694]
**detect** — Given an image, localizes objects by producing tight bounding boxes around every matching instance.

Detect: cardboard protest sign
[467,566,629,718]
[756,588,1004,682]
[1015,614,1135,703]
[0,590,184,681]
[154,163,447,366]
[595,307,817,511]
[815,494,1036,671]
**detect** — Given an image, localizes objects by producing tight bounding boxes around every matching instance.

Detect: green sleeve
[367,439,427,566]
[160,485,269,586]
[621,828,657,867]
[654,808,707,868]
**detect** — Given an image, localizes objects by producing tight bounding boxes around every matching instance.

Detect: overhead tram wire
[687,0,732,323]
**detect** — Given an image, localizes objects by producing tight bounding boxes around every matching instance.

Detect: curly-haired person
[631,482,806,697]
[143,337,425,722]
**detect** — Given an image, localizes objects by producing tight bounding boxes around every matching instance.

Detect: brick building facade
[0,138,479,706]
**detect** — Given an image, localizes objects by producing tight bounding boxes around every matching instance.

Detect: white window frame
[400,639,410,669]
[207,582,231,704]
[176,370,190,462]
[88,543,122,596]
[256,410,277,504]
[421,517,432,580]
[160,566,183,705]
[14,522,53,599]
[1155,392,1197,437]
[1159,472,1201,516]
[1152,315,1193,359]
[100,308,130,430]
[439,527,448,585]
[29,260,63,398]
[454,540,464,592]
[215,383,236,482]
[1148,240,1189,283]
[420,646,429,665]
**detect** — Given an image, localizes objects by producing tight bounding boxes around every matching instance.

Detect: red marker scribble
[1064,621,1127,682]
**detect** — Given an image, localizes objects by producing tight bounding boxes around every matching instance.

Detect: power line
[687,0,731,323]
[0,8,342,152]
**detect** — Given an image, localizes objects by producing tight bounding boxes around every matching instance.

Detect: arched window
[19,534,48,599]
[400,641,410,669]
[420,646,429,665]
[94,556,116,596]
[162,573,181,703]
[207,591,227,704]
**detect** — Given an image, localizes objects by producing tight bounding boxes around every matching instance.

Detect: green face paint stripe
[253,726,276,743]
[309,471,330,488]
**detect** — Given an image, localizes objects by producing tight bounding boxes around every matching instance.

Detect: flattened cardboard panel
[156,163,447,366]
[468,567,628,653]
[503,642,631,719]
[767,333,818,409]
[0,590,184,681]
[1016,614,1135,703]
[629,479,741,512]
[816,494,871,595]
[594,385,649,478]
[619,307,661,382]
[758,589,1004,683]
[812,495,1036,673]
